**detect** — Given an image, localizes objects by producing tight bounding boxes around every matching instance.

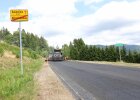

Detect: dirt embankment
[34,62,75,100]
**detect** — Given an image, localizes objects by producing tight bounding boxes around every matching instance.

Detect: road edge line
[49,64,84,100]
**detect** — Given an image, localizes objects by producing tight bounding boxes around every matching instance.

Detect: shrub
[28,49,39,59]
[12,50,20,58]
[23,50,30,57]
[40,51,48,57]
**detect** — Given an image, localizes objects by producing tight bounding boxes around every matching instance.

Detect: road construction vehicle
[48,49,64,61]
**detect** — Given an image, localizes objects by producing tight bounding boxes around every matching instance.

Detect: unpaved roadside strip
[34,62,75,100]
[73,60,140,68]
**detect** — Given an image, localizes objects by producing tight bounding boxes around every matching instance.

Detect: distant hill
[124,44,140,51]
[90,44,140,52]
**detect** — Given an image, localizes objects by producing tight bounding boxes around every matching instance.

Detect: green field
[0,43,43,100]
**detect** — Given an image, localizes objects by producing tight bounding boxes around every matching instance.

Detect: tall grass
[0,47,4,57]
[0,58,43,100]
[0,42,44,99]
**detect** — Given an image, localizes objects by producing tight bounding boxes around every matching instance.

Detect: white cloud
[17,0,77,16]
[1,0,140,47]
[78,0,140,45]
[94,1,140,21]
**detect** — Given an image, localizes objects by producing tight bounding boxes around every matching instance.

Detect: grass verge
[0,57,43,100]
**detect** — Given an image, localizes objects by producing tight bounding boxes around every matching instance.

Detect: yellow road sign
[10,9,28,22]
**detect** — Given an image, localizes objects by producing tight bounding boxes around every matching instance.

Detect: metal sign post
[10,9,28,75]
[115,43,123,62]
[19,22,23,75]
[119,46,121,62]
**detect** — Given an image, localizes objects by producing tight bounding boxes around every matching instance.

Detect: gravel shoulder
[74,60,140,68]
[34,62,75,100]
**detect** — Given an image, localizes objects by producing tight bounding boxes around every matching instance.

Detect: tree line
[62,38,140,63]
[0,27,49,57]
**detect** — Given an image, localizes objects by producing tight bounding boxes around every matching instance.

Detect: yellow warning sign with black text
[10,9,28,22]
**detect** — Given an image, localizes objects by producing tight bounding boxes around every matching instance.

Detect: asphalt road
[49,61,140,100]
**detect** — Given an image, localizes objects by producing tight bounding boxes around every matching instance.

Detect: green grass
[0,58,43,100]
[0,47,4,57]
[0,42,44,100]
[0,43,40,59]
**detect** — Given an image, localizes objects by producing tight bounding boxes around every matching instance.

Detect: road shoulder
[34,62,75,100]
[73,60,140,68]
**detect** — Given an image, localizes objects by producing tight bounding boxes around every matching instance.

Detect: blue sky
[0,0,20,21]
[75,1,102,17]
[0,0,20,12]
[0,0,140,47]
[75,0,110,17]
[0,0,103,18]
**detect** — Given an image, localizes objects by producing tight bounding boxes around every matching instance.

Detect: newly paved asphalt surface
[49,61,140,100]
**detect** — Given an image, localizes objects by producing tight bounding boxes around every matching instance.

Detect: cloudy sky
[0,0,140,47]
